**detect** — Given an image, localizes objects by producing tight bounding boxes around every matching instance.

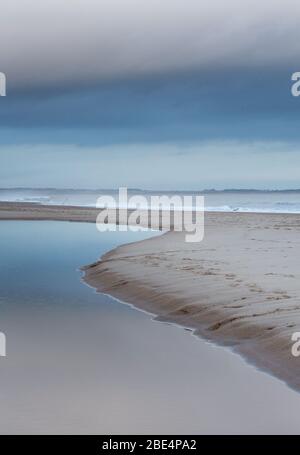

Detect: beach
[1,202,300,392]
[3,0,300,438]
[3,220,300,434]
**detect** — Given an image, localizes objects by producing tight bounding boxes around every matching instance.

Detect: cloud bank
[1,0,300,90]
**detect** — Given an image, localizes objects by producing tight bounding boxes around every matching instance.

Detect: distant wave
[15,196,51,203]
[205,204,300,214]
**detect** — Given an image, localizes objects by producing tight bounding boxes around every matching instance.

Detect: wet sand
[1,202,300,392]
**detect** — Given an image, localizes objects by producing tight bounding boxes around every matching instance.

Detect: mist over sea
[1,188,300,214]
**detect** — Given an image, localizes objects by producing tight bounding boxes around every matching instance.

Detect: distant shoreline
[2,187,300,193]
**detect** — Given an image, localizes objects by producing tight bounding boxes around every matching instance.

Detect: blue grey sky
[1,0,300,189]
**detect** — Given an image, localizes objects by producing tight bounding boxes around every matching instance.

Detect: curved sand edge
[82,212,300,392]
[1,203,299,391]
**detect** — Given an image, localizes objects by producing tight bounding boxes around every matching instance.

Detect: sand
[1,202,300,391]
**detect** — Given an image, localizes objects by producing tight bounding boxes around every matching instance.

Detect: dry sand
[1,202,300,391]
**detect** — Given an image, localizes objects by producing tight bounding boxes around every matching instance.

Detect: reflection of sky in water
[0,221,300,434]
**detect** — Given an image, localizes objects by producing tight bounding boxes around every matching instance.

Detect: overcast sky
[1,0,300,189]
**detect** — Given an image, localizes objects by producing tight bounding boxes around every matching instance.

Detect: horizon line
[1,187,300,194]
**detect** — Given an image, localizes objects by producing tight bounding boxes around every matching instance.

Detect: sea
[1,188,300,213]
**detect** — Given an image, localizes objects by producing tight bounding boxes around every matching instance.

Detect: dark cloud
[0,68,298,145]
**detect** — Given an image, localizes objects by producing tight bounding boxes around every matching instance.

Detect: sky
[1,0,300,189]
